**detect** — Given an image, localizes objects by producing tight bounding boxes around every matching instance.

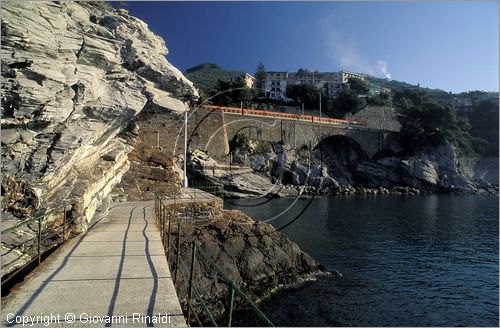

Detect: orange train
[202,105,363,126]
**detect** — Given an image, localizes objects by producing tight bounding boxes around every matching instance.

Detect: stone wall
[348,106,401,132]
[222,112,401,158]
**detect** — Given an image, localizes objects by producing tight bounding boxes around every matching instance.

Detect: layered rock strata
[1,0,197,274]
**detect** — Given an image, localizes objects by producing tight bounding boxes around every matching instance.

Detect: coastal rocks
[229,136,493,196]
[233,141,344,190]
[354,144,486,193]
[1,176,40,218]
[187,150,294,198]
[458,156,499,185]
[1,0,197,275]
[170,209,321,325]
[399,159,440,189]
[353,157,402,187]
[399,143,477,193]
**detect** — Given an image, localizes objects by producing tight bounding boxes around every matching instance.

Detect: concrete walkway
[1,201,186,327]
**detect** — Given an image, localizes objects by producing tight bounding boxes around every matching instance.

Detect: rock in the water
[170,208,321,325]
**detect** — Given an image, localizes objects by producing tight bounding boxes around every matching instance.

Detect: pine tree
[254,63,266,96]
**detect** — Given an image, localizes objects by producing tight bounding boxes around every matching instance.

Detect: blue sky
[121,1,499,93]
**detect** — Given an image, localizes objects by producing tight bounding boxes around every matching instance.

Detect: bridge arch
[313,135,369,162]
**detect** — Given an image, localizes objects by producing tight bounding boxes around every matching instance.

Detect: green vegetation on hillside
[185,63,244,99]
[394,88,490,155]
[366,76,415,91]
[468,99,499,156]
[285,84,323,110]
[210,76,254,106]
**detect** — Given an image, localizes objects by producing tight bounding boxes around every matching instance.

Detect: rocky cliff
[1,1,197,225]
[1,1,198,274]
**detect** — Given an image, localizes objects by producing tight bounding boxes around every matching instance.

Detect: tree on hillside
[398,100,487,155]
[393,88,426,109]
[211,77,253,106]
[185,63,244,98]
[366,92,392,106]
[331,89,366,117]
[254,63,266,97]
[286,84,322,110]
[468,99,499,156]
[347,78,369,95]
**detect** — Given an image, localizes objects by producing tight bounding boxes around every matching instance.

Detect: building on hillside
[228,73,255,89]
[368,85,392,95]
[290,71,324,86]
[264,69,368,100]
[265,71,289,99]
[323,82,345,98]
[451,97,474,113]
[333,71,367,84]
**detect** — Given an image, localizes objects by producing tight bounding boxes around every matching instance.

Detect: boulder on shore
[169,208,321,325]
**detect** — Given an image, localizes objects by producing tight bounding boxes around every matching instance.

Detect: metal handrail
[155,193,274,327]
[1,201,77,286]
[1,204,72,234]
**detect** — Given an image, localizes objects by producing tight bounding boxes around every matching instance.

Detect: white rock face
[1,1,197,229]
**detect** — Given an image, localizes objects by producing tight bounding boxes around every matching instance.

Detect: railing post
[158,202,162,239]
[166,211,172,262]
[37,216,42,266]
[62,205,66,242]
[174,223,181,286]
[186,240,197,324]
[227,282,235,327]
[155,194,158,226]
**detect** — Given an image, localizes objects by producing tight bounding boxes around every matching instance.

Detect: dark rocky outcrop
[168,207,321,325]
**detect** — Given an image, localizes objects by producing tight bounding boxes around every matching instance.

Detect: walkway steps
[1,201,186,327]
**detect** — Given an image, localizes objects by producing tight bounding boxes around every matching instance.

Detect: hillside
[366,75,416,90]
[185,63,244,97]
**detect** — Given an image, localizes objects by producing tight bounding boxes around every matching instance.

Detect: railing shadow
[154,193,274,327]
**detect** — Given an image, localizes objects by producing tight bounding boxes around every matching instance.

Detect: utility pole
[183,110,188,188]
[319,90,322,119]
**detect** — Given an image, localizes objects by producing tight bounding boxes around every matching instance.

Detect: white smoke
[377,60,392,80]
[325,28,374,75]
[322,17,393,80]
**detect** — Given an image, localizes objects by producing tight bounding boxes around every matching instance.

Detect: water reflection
[225,194,498,326]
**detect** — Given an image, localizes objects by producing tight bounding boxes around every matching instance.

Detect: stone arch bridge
[183,107,400,162]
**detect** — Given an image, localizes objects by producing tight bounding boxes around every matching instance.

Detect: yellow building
[229,73,255,89]
[334,71,366,84]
